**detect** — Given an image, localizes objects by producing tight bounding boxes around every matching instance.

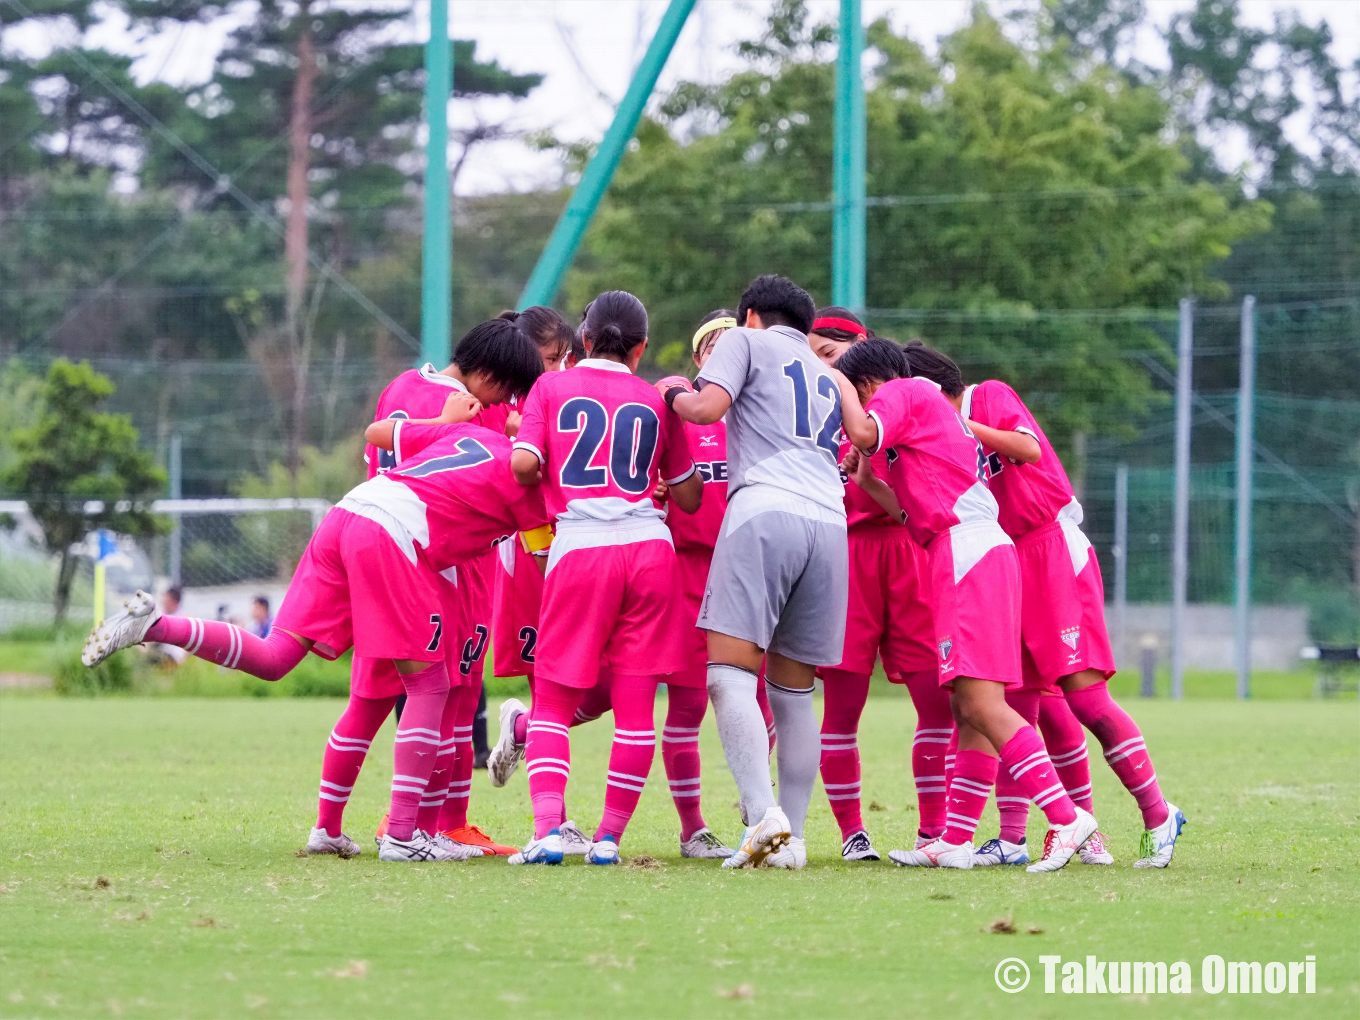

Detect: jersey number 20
[558,398,660,494]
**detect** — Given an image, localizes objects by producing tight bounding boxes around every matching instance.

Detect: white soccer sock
[765,679,819,838]
[706,663,776,826]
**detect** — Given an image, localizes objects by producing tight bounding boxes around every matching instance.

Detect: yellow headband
[692,317,737,353]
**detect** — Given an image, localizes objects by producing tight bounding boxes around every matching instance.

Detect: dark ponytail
[582,290,648,360]
[902,343,965,397]
[499,306,574,359]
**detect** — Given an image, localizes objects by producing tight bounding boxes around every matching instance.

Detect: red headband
[811,316,867,337]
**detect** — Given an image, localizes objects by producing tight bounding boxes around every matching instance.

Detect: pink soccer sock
[661,679,708,841]
[1000,725,1077,827]
[1039,693,1094,813]
[435,681,479,833]
[819,669,871,841]
[573,668,614,726]
[146,616,306,680]
[525,678,583,839]
[417,689,460,835]
[756,667,776,752]
[315,692,396,837]
[942,749,999,845]
[386,662,451,842]
[943,729,958,793]
[595,674,661,843]
[1065,680,1168,829]
[903,670,952,839]
[995,689,1041,843]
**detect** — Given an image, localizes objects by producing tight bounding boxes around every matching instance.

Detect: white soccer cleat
[558,820,591,856]
[1134,802,1186,869]
[914,833,937,849]
[765,835,807,869]
[1026,807,1099,873]
[680,827,734,859]
[721,805,791,869]
[585,836,621,865]
[82,589,160,667]
[973,837,1030,866]
[304,826,361,859]
[507,830,564,865]
[378,831,456,862]
[841,830,880,862]
[888,837,974,869]
[1080,829,1115,865]
[487,698,527,788]
[428,831,485,861]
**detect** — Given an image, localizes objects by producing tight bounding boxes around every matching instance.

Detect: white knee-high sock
[707,663,775,826]
[765,679,819,838]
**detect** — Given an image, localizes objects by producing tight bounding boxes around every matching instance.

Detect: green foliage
[234,433,366,503]
[51,645,133,696]
[1,360,165,621]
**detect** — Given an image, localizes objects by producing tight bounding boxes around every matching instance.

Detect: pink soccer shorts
[1015,520,1117,688]
[453,550,496,682]
[925,521,1022,688]
[670,546,715,690]
[535,540,688,687]
[836,527,937,679]
[492,539,543,677]
[351,578,470,698]
[274,508,446,663]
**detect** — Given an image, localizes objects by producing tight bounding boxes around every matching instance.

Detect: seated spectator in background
[251,597,273,639]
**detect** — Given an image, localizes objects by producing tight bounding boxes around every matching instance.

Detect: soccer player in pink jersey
[84,326,548,864]
[904,345,1184,869]
[834,338,1099,872]
[360,314,566,857]
[805,311,951,863]
[507,290,703,865]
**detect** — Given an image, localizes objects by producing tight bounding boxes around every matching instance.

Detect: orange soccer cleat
[440,824,518,856]
[374,812,389,844]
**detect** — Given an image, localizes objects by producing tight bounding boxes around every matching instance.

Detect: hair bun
[497,309,520,321]
[601,323,623,343]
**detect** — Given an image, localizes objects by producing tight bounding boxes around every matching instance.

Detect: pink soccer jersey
[962,380,1078,538]
[365,364,468,479]
[360,421,550,572]
[865,377,998,548]
[667,419,728,552]
[513,359,695,523]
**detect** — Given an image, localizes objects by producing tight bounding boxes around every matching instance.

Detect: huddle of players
[83,274,1185,871]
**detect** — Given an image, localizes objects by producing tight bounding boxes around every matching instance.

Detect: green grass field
[0,694,1356,1018]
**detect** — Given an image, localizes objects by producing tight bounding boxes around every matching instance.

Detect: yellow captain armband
[520,525,554,555]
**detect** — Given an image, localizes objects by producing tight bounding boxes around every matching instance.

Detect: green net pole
[1234,296,1256,698]
[517,0,696,310]
[832,0,865,314]
[421,0,452,367]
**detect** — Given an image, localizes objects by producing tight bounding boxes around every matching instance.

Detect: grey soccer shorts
[697,509,849,665]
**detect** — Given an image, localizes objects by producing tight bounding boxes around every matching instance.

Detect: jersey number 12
[782,360,842,456]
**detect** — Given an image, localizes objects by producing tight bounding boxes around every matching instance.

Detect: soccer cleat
[428,831,484,861]
[914,833,939,849]
[440,824,518,856]
[487,698,527,788]
[680,827,735,859]
[1134,802,1186,869]
[973,837,1030,866]
[766,835,807,869]
[1080,830,1114,865]
[888,837,973,869]
[841,830,880,862]
[586,835,621,865]
[373,812,389,845]
[378,831,454,862]
[1026,807,1099,873]
[721,805,791,869]
[304,827,361,859]
[559,820,591,856]
[507,830,565,865]
[82,590,160,667]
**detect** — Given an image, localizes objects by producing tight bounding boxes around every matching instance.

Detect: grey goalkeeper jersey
[695,324,846,518]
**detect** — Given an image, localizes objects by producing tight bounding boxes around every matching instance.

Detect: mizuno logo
[699,435,718,447]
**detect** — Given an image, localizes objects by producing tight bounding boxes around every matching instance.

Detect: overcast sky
[16,0,1360,194]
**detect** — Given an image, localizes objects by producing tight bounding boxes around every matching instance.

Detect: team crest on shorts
[1060,626,1081,651]
[938,637,953,660]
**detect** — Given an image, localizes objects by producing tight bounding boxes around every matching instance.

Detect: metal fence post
[421,0,452,368]
[1234,295,1256,699]
[1170,298,1193,700]
[832,0,865,315]
[1113,462,1129,668]
[168,432,183,586]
